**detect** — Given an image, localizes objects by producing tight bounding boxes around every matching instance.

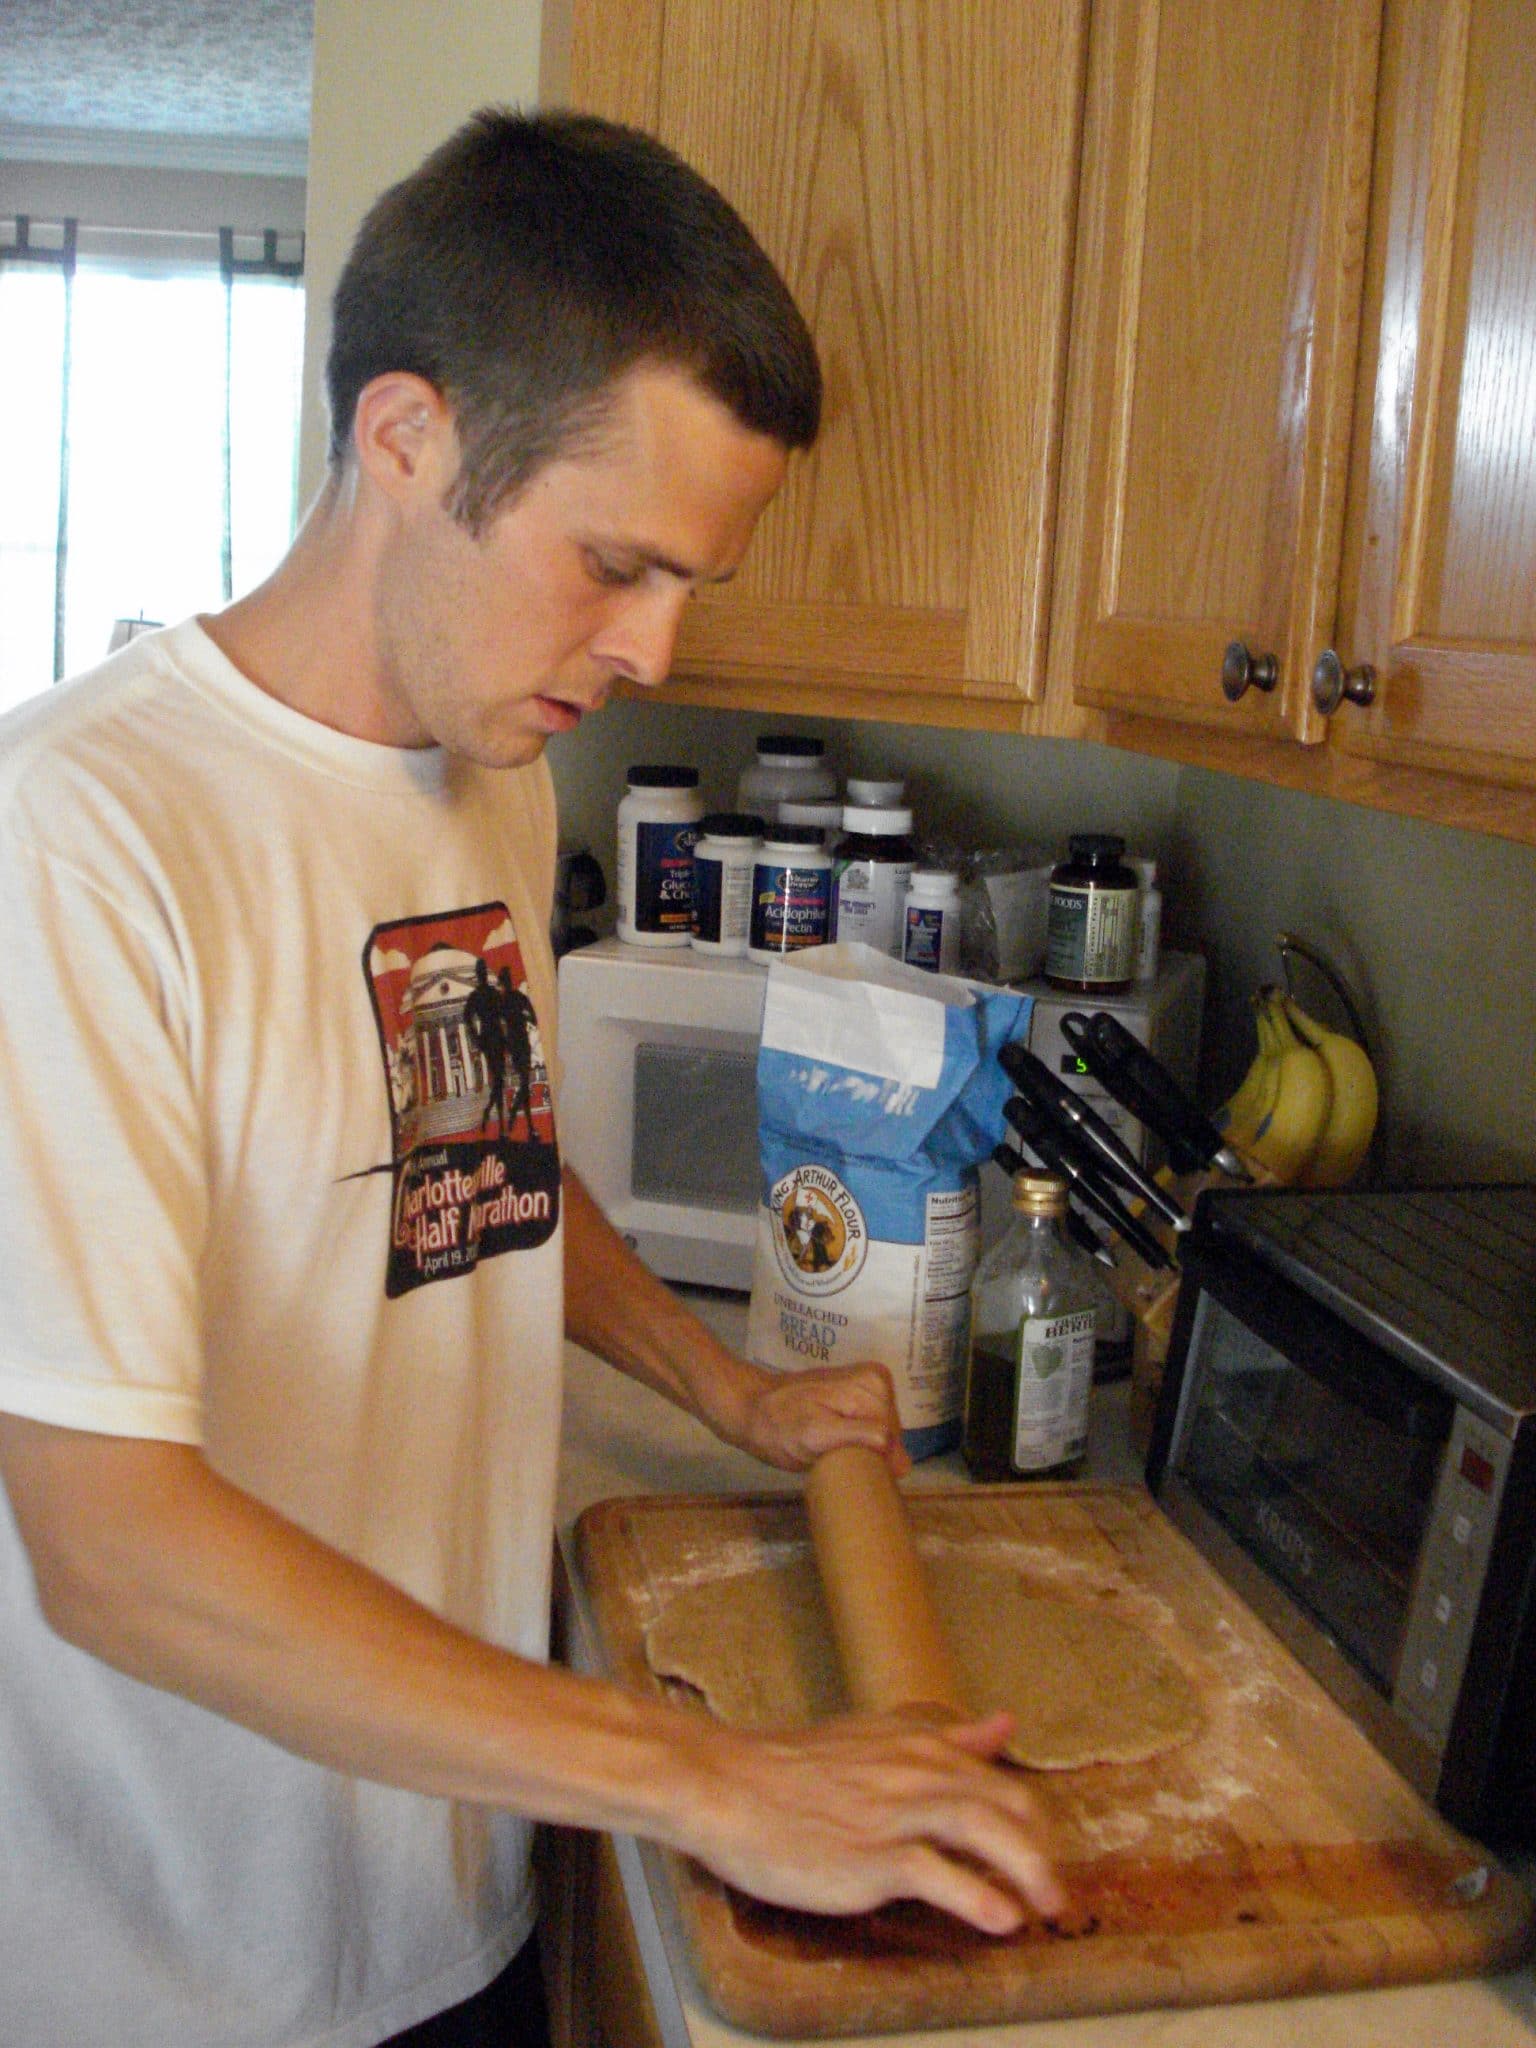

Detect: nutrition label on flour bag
[746,942,1030,1461]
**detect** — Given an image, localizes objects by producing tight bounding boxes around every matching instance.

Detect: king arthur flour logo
[769,1164,868,1295]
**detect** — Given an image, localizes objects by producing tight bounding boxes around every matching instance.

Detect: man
[0,110,1059,2048]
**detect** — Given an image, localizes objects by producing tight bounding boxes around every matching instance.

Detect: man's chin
[452,729,551,772]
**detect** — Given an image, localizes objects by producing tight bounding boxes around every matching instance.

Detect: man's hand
[704,1355,912,1478]
[562,1167,912,1475]
[668,1706,1064,1931]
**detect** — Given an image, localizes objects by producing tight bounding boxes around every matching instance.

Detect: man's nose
[595,582,693,688]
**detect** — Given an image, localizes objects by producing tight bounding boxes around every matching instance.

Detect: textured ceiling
[0,0,313,163]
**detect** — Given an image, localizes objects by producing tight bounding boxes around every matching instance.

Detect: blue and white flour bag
[746,942,1032,1458]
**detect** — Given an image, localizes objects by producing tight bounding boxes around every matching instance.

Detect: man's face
[369,363,788,766]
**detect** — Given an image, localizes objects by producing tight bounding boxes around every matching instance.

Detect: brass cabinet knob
[1311,648,1376,715]
[1221,642,1279,702]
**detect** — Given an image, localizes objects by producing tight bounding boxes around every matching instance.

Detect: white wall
[0,161,305,234]
[297,0,567,503]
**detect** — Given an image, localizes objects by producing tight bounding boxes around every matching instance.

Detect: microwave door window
[631,1041,760,1214]
[1179,1296,1453,1697]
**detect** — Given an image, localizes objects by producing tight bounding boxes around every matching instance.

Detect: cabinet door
[1053,0,1382,743]
[569,0,1088,722]
[1333,0,1536,786]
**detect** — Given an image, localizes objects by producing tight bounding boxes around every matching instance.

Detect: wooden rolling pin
[804,1444,968,1721]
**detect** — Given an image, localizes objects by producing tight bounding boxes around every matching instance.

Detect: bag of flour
[746,942,1032,1458]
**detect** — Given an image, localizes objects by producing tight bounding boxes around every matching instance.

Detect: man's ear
[351,374,459,503]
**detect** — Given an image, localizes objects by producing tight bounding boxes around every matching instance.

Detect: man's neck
[201,471,399,745]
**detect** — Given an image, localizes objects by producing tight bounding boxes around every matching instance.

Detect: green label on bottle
[1011,1310,1095,1471]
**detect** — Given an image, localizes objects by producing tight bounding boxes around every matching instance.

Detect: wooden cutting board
[574,1481,1535,2039]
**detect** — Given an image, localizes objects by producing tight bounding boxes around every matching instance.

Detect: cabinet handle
[1221,642,1279,702]
[1311,649,1376,715]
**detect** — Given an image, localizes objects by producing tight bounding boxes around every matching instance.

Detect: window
[0,219,304,712]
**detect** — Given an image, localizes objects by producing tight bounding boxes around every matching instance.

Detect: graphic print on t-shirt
[363,903,559,1296]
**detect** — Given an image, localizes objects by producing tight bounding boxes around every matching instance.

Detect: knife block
[1097,1150,1277,1451]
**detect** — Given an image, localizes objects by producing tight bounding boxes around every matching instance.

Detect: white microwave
[557,937,1205,1293]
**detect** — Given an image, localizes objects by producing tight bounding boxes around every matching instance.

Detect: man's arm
[561,1166,910,1475]
[0,1412,1059,1927]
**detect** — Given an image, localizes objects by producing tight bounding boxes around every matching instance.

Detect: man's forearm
[0,1411,721,1838]
[561,1165,760,1440]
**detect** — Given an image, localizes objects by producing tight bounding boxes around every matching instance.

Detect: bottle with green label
[962,1172,1098,1480]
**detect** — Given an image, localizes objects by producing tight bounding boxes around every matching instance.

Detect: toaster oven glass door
[1171,1272,1456,1698]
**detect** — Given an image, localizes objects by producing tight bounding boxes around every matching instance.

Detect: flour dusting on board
[629,1533,809,1604]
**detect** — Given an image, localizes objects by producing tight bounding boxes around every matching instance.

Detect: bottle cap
[626,765,699,788]
[754,735,825,760]
[840,804,914,835]
[846,776,905,806]
[907,868,960,895]
[1132,857,1158,887]
[699,812,766,840]
[1011,1172,1069,1217]
[1066,832,1126,863]
[762,823,829,849]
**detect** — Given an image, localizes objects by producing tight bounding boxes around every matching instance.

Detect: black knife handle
[998,1039,1188,1231]
[1001,1098,1172,1270]
[1060,1011,1224,1176]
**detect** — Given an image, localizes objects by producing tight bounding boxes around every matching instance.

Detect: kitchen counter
[554,1289,1536,2048]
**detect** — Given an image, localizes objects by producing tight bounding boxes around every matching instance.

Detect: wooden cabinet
[1048,0,1383,745]
[568,0,1090,727]
[1332,0,1536,791]
[1060,0,1536,841]
[567,0,1536,843]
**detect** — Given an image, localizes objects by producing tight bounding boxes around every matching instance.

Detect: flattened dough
[643,1553,1202,1770]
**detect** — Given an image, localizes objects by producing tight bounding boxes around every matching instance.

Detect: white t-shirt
[0,620,567,2047]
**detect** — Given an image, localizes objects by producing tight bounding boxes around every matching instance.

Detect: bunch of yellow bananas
[1216,984,1378,1186]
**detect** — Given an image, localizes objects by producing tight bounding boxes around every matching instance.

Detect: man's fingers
[889,1840,1031,1935]
[938,1709,1019,1759]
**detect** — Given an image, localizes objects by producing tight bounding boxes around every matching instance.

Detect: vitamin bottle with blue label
[748,825,833,962]
[616,766,703,948]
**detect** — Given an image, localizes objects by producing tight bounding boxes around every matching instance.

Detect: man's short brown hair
[325,107,821,530]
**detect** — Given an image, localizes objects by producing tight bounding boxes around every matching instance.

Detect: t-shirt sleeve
[0,830,208,1439]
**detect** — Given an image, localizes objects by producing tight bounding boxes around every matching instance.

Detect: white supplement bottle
[831,802,916,958]
[1132,857,1163,982]
[690,812,764,956]
[748,824,833,963]
[736,735,837,815]
[902,869,962,975]
[615,765,703,948]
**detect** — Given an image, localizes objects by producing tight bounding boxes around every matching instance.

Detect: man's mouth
[536,694,593,732]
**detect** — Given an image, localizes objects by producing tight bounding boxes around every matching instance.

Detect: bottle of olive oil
[963,1172,1098,1480]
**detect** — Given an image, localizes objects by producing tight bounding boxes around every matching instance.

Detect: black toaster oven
[1147,1183,1536,1846]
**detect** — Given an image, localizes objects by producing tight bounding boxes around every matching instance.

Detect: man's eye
[587,551,643,588]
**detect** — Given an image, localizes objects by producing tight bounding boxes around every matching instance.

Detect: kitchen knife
[992,1141,1117,1267]
[998,1039,1190,1232]
[1060,1010,1250,1180]
[1002,1096,1173,1271]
